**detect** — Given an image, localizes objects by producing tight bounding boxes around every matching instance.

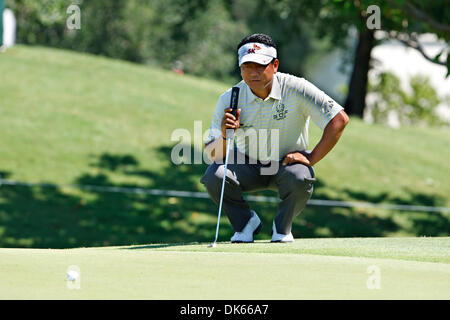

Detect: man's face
[240,59,279,93]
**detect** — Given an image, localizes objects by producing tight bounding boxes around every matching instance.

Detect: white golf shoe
[230,211,262,243]
[271,221,294,243]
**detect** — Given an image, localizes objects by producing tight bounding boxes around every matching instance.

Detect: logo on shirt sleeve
[323,100,334,114]
[273,103,288,120]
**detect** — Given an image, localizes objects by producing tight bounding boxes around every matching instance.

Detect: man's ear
[273,59,279,72]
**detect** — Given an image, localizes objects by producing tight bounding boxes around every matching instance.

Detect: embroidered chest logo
[273,103,288,120]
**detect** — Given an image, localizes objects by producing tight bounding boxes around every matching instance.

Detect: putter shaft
[212,135,233,244]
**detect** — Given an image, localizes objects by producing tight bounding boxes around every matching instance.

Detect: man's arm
[282,110,349,166]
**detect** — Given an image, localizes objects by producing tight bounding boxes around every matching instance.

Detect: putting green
[0,237,449,299]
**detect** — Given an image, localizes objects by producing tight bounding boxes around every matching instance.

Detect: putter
[209,86,240,248]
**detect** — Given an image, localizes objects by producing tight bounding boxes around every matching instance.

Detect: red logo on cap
[247,48,255,54]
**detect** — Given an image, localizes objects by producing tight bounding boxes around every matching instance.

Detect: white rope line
[1,178,449,213]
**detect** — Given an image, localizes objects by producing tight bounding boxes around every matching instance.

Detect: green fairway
[1,237,449,300]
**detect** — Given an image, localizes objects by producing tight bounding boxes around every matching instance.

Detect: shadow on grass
[0,145,448,248]
[124,242,201,250]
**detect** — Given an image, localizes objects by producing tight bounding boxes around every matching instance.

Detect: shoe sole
[231,222,262,243]
[270,223,294,242]
[270,239,294,243]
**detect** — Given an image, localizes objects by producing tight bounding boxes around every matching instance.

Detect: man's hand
[205,108,241,162]
[282,151,313,166]
[221,108,241,138]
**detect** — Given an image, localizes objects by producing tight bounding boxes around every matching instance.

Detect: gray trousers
[200,149,315,235]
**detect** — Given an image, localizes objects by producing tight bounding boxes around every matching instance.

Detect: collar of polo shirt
[245,73,281,103]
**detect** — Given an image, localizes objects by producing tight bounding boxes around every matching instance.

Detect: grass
[146,236,450,263]
[0,46,449,301]
[0,45,449,248]
[0,237,448,299]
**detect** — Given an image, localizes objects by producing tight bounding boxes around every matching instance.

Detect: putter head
[208,242,216,248]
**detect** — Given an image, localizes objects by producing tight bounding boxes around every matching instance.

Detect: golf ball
[67,270,79,281]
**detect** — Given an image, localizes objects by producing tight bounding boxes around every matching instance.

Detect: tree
[318,0,450,117]
[0,0,4,46]
[7,0,248,81]
[265,0,450,117]
[8,0,449,96]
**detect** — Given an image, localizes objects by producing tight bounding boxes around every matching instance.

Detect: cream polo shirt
[205,72,344,161]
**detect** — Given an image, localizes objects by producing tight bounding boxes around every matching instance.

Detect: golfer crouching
[201,33,349,243]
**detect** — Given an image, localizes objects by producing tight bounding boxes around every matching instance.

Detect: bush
[366,71,446,127]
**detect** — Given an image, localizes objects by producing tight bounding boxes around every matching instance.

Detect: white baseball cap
[238,42,277,67]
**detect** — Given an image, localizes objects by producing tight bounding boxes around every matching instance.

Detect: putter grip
[230,87,240,117]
